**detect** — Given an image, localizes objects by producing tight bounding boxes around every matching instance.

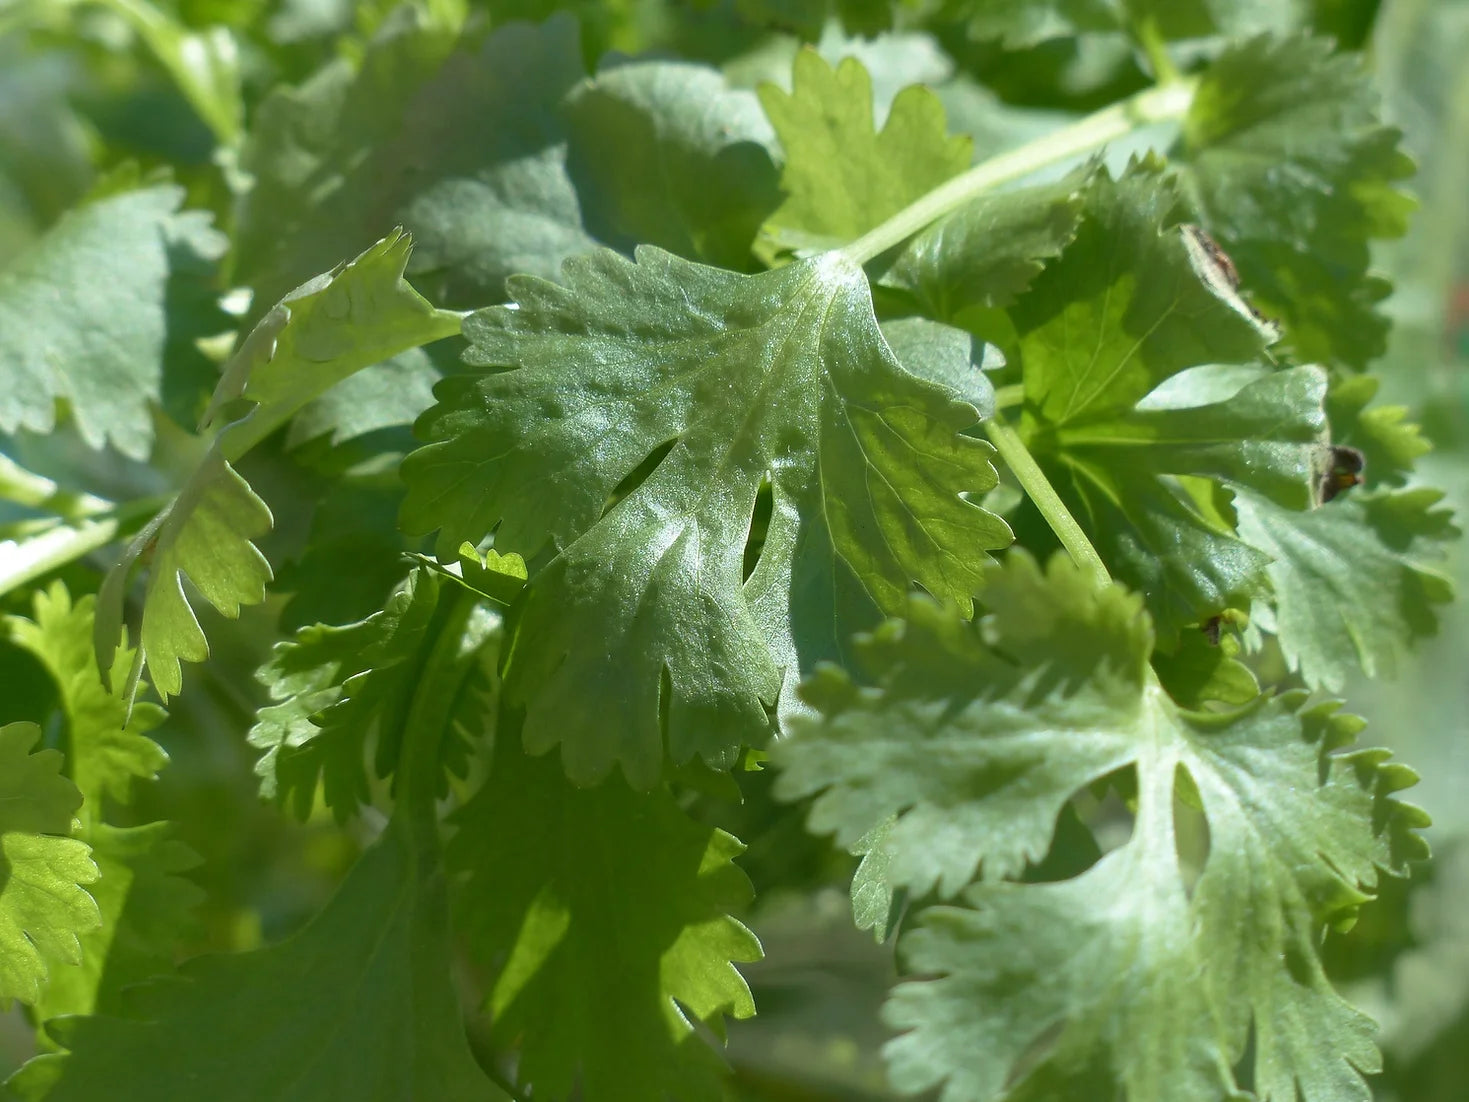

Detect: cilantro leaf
[758,49,970,256]
[31,822,203,1030]
[8,814,506,1102]
[1325,373,1430,485]
[1236,488,1456,690]
[95,231,461,702]
[0,722,100,1006]
[236,12,778,313]
[252,573,499,822]
[401,247,1011,787]
[448,728,762,1102]
[1009,169,1317,634]
[772,555,1428,1101]
[6,583,168,809]
[872,176,1085,323]
[4,584,201,1028]
[774,554,1150,899]
[0,184,226,460]
[1172,33,1416,369]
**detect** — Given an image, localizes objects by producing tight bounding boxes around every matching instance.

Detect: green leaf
[1172,33,1417,369]
[774,554,1151,899]
[235,11,778,313]
[873,176,1086,323]
[401,247,1011,787]
[758,49,970,256]
[0,184,226,460]
[0,722,99,1006]
[448,728,762,1102]
[31,822,203,1031]
[6,583,167,809]
[1235,488,1457,690]
[1010,169,1320,634]
[95,231,461,702]
[1325,373,1430,485]
[7,814,506,1102]
[772,556,1428,1101]
[250,567,497,821]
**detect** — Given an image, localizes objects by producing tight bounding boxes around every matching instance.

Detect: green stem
[984,415,1110,588]
[1132,15,1182,86]
[841,79,1196,266]
[994,383,1024,410]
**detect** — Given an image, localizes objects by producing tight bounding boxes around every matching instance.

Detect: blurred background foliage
[0,0,1466,1097]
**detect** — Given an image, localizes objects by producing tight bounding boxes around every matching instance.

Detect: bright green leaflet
[94,231,463,702]
[774,555,1428,1101]
[0,722,99,1006]
[29,822,202,1032]
[401,246,1011,788]
[6,583,168,807]
[7,814,506,1102]
[1171,32,1416,369]
[235,10,778,314]
[1236,488,1456,690]
[1010,168,1320,634]
[758,49,970,256]
[5,584,202,1030]
[250,567,497,822]
[449,729,762,1102]
[0,184,225,460]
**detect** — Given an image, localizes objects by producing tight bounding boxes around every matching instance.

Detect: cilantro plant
[0,1,1456,1100]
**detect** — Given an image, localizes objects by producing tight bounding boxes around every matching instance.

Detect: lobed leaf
[1008,168,1319,635]
[0,723,99,1006]
[1236,488,1457,690]
[0,184,226,459]
[758,49,970,256]
[1172,33,1417,369]
[773,555,1429,1102]
[95,231,461,703]
[402,246,1011,787]
[250,566,497,822]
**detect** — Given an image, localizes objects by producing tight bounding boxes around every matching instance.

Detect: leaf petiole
[983,414,1110,589]
[841,79,1196,266]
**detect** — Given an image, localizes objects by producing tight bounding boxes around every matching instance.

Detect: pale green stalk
[984,415,1110,589]
[842,79,1196,266]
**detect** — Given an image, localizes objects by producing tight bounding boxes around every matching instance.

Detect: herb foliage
[0,1,1458,1100]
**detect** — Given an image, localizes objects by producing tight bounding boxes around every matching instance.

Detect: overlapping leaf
[773,554,1429,1101]
[95,231,461,702]
[235,10,779,314]
[1171,33,1416,369]
[1236,489,1455,690]
[401,246,1011,787]
[5,584,201,1029]
[7,814,505,1102]
[872,176,1085,324]
[1008,168,1318,635]
[250,566,497,821]
[6,584,167,808]
[0,184,225,459]
[758,49,970,256]
[0,723,99,1006]
[449,728,762,1102]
